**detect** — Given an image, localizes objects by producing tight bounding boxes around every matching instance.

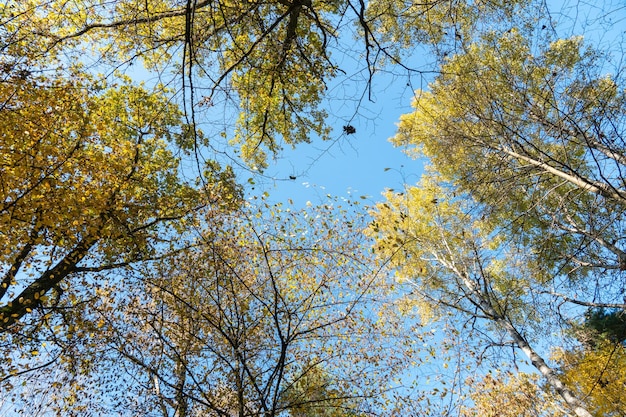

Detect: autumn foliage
[2,1,626,416]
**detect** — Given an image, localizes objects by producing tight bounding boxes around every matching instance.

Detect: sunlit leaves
[3,0,345,168]
[461,371,565,417]
[0,65,215,334]
[365,0,528,59]
[392,25,626,287]
[555,341,626,417]
[368,176,541,329]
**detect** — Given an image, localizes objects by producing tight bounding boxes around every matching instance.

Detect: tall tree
[8,200,414,416]
[369,9,626,416]
[0,65,240,393]
[460,371,566,417]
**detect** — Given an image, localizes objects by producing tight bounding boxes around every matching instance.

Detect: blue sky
[243,56,433,208]
[262,97,422,206]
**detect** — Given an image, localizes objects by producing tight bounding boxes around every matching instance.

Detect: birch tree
[369,14,626,417]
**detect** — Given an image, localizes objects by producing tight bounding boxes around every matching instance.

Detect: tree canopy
[2,0,626,416]
[368,5,626,416]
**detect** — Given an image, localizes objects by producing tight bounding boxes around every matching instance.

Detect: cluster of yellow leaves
[0,65,215,330]
[0,71,192,253]
[368,175,523,319]
[555,341,626,416]
[460,371,566,417]
[392,31,587,181]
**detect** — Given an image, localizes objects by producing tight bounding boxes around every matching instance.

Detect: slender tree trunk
[498,319,593,417]
[174,359,188,417]
[452,267,594,417]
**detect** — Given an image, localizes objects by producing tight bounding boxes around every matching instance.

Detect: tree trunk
[496,319,593,417]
